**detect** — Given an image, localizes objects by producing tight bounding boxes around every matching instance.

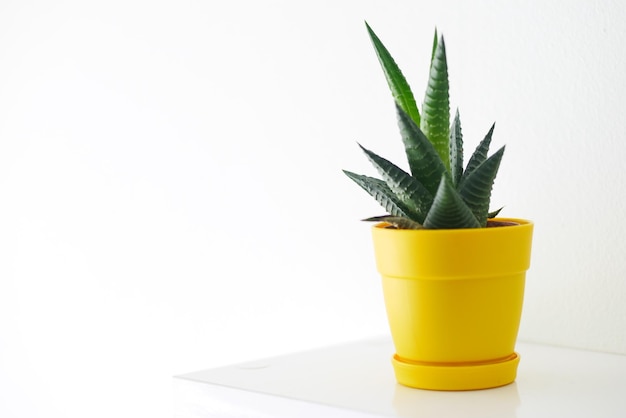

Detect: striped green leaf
[462,123,495,183]
[358,143,433,224]
[450,109,463,187]
[423,175,481,229]
[459,146,505,226]
[396,104,447,197]
[365,22,420,126]
[342,170,411,218]
[420,34,450,170]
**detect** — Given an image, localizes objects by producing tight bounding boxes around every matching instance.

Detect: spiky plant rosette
[344,23,505,230]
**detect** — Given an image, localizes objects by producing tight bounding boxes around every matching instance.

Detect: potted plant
[344,23,534,391]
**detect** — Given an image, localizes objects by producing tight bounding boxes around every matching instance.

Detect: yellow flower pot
[372,218,534,391]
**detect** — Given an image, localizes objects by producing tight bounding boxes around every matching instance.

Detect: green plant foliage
[421,33,450,170]
[366,22,421,127]
[344,22,505,229]
[424,176,480,229]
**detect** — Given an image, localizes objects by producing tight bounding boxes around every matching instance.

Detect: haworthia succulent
[344,25,506,229]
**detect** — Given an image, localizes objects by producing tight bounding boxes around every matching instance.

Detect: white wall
[1,1,625,417]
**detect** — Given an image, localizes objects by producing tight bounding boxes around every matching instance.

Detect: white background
[1,1,625,417]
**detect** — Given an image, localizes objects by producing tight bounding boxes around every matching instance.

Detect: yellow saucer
[392,352,520,391]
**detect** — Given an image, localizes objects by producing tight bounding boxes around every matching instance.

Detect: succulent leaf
[459,146,505,226]
[342,170,412,218]
[488,207,503,218]
[421,35,450,170]
[450,109,463,187]
[423,175,481,229]
[362,215,423,230]
[358,144,432,224]
[430,29,438,60]
[365,22,421,126]
[463,123,495,183]
[396,105,447,196]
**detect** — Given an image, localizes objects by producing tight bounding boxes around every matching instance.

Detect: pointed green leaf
[459,146,505,226]
[430,29,438,60]
[420,35,450,170]
[450,109,463,187]
[365,22,421,126]
[343,170,412,218]
[362,215,423,230]
[488,207,503,218]
[463,123,495,182]
[423,175,481,229]
[396,104,447,196]
[358,144,432,224]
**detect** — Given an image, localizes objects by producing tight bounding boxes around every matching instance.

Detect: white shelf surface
[174,338,626,418]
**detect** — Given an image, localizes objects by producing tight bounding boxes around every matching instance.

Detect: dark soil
[486,220,519,227]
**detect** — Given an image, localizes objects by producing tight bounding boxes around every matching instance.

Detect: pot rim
[371,217,534,278]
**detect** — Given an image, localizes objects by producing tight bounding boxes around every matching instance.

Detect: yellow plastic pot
[372,218,533,391]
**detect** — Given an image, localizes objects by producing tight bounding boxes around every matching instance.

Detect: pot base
[391,352,520,391]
